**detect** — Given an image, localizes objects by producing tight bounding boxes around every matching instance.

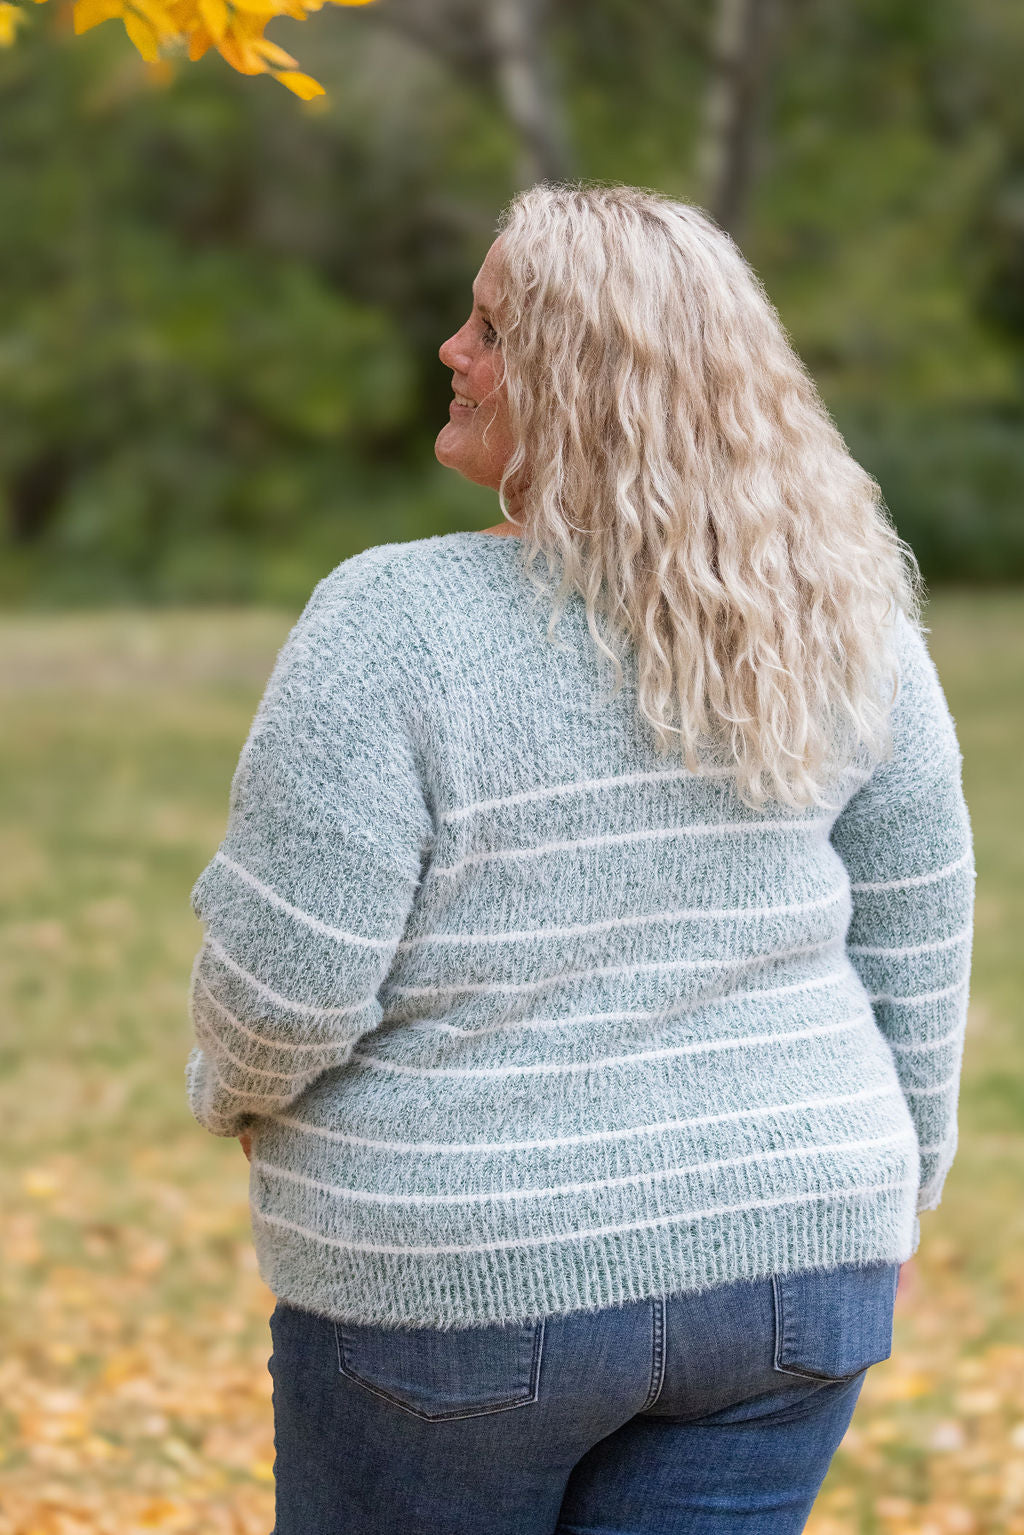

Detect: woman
[186,182,975,1534]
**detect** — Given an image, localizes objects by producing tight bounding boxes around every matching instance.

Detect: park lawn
[0,592,1021,1535]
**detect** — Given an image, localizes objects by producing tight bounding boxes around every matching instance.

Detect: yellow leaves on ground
[801,1291,1024,1534]
[11,0,374,93]
[4,1165,1024,1534]
[0,1151,279,1534]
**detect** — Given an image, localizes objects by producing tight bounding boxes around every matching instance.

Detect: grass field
[1,593,1022,1535]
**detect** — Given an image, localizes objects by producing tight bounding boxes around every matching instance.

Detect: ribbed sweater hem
[251,1182,920,1331]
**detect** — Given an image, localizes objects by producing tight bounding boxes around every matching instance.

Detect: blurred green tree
[0,0,1021,603]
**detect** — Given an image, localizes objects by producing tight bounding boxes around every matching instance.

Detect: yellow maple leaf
[186,18,211,57]
[216,24,266,73]
[231,6,270,33]
[197,0,226,38]
[0,0,27,43]
[73,0,124,31]
[274,67,324,98]
[9,0,376,92]
[122,7,159,58]
[132,0,177,36]
[248,33,298,67]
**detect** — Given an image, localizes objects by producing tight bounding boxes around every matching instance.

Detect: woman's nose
[439,333,472,371]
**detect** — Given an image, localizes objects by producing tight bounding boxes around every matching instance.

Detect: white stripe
[919,1135,956,1155]
[202,935,375,1021]
[198,1046,294,1103]
[202,878,847,963]
[195,1016,293,1083]
[888,1026,965,1054]
[185,1053,240,1130]
[420,968,855,1039]
[396,885,848,953]
[196,1099,242,1134]
[252,1178,918,1258]
[212,850,411,943]
[193,985,327,1080]
[900,1069,960,1096]
[443,765,741,821]
[268,1080,905,1154]
[440,763,871,823]
[848,924,973,958]
[251,1130,917,1207]
[349,1009,873,1079]
[389,937,842,1000]
[432,817,836,877]
[849,852,973,894]
[197,960,855,1063]
[867,975,970,1007]
[192,971,354,1056]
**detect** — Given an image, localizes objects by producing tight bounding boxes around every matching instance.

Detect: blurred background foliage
[1,0,1022,606]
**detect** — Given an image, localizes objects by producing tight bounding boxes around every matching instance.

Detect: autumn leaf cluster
[0,0,375,96]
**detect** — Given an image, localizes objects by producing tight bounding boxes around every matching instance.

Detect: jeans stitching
[532,1316,546,1399]
[771,1275,785,1372]
[333,1319,546,1422]
[771,1269,892,1382]
[640,1296,666,1411]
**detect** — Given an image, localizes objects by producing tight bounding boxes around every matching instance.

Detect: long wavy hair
[487,180,925,811]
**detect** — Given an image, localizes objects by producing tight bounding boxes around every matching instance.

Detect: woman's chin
[434,425,473,477]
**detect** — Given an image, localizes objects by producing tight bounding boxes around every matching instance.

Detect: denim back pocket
[334,1315,546,1422]
[772,1261,900,1382]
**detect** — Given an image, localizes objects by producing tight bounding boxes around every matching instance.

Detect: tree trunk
[698,0,782,241]
[486,0,574,187]
[367,0,573,189]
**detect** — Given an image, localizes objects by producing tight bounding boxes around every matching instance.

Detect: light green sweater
[186,533,976,1330]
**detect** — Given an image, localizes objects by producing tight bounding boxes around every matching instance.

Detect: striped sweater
[185,531,976,1331]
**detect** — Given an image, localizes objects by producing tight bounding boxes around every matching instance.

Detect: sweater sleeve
[184,574,434,1139]
[830,610,976,1213]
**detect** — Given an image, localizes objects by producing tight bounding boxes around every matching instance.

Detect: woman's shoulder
[314,532,499,602]
[275,535,508,694]
[300,534,515,645]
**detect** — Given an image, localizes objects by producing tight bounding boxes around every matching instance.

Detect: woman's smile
[435,237,514,492]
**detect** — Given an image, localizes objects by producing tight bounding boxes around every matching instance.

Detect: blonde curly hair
[489,180,925,812]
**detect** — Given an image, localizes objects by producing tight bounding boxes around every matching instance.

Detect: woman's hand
[896,1258,917,1305]
[239,1131,253,1162]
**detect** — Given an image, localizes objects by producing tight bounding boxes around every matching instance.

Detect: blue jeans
[268,1259,900,1534]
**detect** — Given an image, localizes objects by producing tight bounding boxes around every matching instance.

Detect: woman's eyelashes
[480,318,499,347]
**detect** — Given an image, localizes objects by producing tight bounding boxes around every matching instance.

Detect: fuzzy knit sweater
[185,531,976,1332]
